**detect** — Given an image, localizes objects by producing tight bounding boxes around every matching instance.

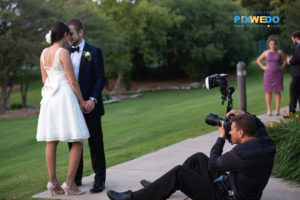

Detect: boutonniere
[83,51,92,61]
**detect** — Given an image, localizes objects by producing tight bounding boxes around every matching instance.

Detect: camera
[205,113,233,143]
[205,73,229,99]
[205,74,234,109]
[205,73,228,90]
[204,73,235,143]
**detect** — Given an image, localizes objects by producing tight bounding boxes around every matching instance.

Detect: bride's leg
[46,141,59,183]
[66,142,83,185]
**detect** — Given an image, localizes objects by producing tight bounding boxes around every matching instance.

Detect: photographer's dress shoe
[90,181,105,193]
[107,190,132,200]
[140,179,152,188]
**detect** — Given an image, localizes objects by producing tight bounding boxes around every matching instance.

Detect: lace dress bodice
[41,48,68,82]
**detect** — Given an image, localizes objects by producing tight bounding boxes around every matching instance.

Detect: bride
[36,22,90,196]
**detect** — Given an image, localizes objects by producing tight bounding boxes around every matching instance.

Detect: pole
[237,61,247,112]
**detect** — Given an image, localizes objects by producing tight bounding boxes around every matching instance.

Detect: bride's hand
[80,101,88,113]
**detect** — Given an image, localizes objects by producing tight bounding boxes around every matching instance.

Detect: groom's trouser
[289,77,300,113]
[133,153,222,200]
[68,116,106,183]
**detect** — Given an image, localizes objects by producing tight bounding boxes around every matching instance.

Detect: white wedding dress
[36,48,90,142]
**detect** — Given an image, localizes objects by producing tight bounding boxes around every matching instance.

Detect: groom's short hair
[66,18,84,32]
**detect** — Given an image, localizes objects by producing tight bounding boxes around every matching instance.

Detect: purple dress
[264,51,283,93]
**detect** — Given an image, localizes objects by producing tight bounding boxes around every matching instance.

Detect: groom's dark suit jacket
[290,43,300,77]
[67,42,106,118]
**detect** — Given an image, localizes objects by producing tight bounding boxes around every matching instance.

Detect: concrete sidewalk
[33,107,300,200]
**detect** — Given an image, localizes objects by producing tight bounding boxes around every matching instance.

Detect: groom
[66,18,106,193]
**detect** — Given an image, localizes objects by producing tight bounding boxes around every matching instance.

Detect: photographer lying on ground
[107,110,275,200]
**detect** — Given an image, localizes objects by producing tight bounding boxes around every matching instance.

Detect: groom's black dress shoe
[140,179,152,188]
[90,181,105,193]
[107,190,132,200]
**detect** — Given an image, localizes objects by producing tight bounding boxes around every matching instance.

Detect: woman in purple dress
[257,36,287,116]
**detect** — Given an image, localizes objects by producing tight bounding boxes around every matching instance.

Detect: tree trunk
[114,72,122,97]
[1,84,8,114]
[0,73,15,115]
[0,99,8,114]
[20,80,29,108]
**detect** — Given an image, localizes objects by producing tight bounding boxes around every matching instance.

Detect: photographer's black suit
[289,43,300,113]
[131,115,275,200]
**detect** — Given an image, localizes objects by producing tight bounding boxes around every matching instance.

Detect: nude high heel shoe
[61,182,85,196]
[47,181,64,196]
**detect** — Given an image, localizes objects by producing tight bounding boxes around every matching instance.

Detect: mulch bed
[0,108,40,119]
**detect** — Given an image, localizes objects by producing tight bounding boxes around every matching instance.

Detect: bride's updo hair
[50,22,70,45]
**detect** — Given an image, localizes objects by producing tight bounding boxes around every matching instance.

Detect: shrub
[267,111,300,184]
[10,103,23,110]
[102,93,112,101]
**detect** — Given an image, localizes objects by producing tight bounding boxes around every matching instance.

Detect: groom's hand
[84,100,95,113]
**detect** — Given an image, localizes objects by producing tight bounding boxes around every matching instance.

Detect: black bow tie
[70,46,80,53]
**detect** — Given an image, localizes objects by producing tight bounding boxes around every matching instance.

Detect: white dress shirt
[70,39,85,80]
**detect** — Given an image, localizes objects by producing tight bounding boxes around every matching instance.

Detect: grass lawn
[0,61,292,199]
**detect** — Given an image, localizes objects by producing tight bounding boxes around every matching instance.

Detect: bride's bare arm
[40,58,48,84]
[59,49,85,104]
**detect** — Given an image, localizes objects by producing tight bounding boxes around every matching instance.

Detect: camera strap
[214,175,238,200]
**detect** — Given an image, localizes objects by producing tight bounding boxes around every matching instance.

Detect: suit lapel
[78,44,87,82]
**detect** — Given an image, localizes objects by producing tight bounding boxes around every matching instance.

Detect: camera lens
[205,113,232,144]
[205,113,224,126]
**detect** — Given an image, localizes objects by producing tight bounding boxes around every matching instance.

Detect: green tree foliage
[155,0,255,80]
[0,0,53,114]
[100,0,183,80]
[102,0,255,81]
[55,0,129,79]
[239,0,297,14]
[278,1,300,54]
[232,0,298,41]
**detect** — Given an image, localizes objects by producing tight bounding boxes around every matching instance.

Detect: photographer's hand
[226,110,245,118]
[218,121,226,139]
